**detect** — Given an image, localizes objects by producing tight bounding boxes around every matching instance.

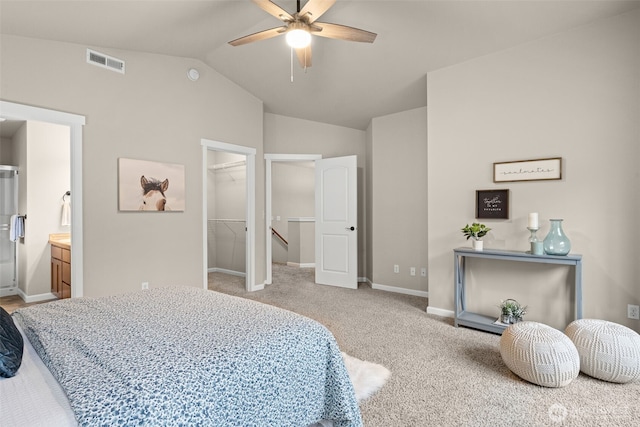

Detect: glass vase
[543,219,571,256]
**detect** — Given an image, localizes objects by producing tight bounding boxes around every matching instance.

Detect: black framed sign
[476,189,509,219]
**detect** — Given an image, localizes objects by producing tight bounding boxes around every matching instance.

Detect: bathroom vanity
[49,234,71,299]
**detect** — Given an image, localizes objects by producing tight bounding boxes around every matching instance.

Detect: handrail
[271,227,288,246]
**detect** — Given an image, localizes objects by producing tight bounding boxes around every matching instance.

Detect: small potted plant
[511,304,528,323]
[499,299,527,324]
[461,222,491,251]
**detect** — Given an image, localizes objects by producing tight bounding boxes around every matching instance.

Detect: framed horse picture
[118,158,185,212]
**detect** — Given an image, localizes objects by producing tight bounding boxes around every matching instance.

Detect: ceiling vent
[86,49,125,74]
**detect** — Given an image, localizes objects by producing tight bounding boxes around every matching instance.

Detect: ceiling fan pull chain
[290,47,294,83]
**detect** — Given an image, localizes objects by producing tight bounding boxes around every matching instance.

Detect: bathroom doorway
[0,166,18,296]
[0,101,85,300]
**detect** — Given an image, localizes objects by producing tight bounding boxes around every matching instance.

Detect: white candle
[528,213,539,229]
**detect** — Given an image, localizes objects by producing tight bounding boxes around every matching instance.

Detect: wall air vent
[86,49,125,74]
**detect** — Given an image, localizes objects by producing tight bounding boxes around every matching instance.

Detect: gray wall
[1,34,265,297]
[369,107,428,293]
[427,10,640,331]
[0,137,14,164]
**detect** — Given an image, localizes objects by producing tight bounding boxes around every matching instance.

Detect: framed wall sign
[476,189,509,219]
[493,157,562,183]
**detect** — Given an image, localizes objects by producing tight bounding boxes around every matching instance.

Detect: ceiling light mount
[285,22,311,49]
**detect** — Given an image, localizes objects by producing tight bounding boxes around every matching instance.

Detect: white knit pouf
[565,319,640,383]
[500,321,579,387]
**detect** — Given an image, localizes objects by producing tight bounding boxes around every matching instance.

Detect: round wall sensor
[187,68,200,81]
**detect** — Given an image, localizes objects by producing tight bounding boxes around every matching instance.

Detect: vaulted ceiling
[1,0,638,129]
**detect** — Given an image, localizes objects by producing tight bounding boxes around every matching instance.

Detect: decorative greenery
[461,223,491,241]
[512,304,528,320]
[499,299,528,323]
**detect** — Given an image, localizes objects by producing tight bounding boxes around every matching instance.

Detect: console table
[454,247,583,334]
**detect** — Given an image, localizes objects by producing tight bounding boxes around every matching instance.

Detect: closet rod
[208,160,246,171]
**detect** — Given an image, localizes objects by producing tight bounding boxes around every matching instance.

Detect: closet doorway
[201,140,256,292]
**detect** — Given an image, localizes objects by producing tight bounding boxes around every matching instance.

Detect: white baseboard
[370,281,429,298]
[18,288,57,304]
[250,282,265,292]
[426,306,454,318]
[286,262,315,268]
[207,267,246,277]
[0,287,18,297]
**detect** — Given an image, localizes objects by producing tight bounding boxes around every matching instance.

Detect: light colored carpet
[209,264,640,426]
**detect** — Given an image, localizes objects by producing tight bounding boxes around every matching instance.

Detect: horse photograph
[118,158,185,212]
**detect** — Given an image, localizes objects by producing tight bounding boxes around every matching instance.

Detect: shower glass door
[0,166,18,295]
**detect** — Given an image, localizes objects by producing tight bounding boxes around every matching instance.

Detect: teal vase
[543,219,571,256]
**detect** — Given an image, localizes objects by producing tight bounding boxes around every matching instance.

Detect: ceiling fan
[228,0,377,69]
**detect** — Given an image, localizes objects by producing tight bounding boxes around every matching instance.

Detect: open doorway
[0,101,85,300]
[265,154,321,285]
[265,154,359,289]
[271,161,315,267]
[207,151,247,288]
[201,139,257,292]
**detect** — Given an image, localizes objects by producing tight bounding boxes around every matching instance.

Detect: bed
[0,286,362,426]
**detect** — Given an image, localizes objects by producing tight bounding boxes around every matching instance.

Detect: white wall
[427,10,640,331]
[369,107,428,294]
[1,35,265,297]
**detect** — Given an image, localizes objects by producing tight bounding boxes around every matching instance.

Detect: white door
[315,155,357,288]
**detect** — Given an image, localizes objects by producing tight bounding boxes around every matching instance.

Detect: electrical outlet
[628,304,640,320]
[421,268,427,277]
[393,264,399,274]
[141,282,149,290]
[410,267,416,276]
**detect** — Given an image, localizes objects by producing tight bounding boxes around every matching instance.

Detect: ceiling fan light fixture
[286,28,311,49]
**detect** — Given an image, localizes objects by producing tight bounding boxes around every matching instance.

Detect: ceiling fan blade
[228,26,286,46]
[295,45,312,68]
[251,0,293,21]
[299,0,336,24]
[313,22,377,43]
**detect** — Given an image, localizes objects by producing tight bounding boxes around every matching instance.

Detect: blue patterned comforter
[13,287,362,427]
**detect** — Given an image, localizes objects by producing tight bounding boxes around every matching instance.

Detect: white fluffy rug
[341,352,391,402]
[313,354,391,427]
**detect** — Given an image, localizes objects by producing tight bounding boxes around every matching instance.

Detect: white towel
[61,198,71,226]
[10,215,24,242]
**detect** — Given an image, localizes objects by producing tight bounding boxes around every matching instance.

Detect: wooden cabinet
[50,242,71,299]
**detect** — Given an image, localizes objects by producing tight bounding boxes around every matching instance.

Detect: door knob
[345,226,356,231]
